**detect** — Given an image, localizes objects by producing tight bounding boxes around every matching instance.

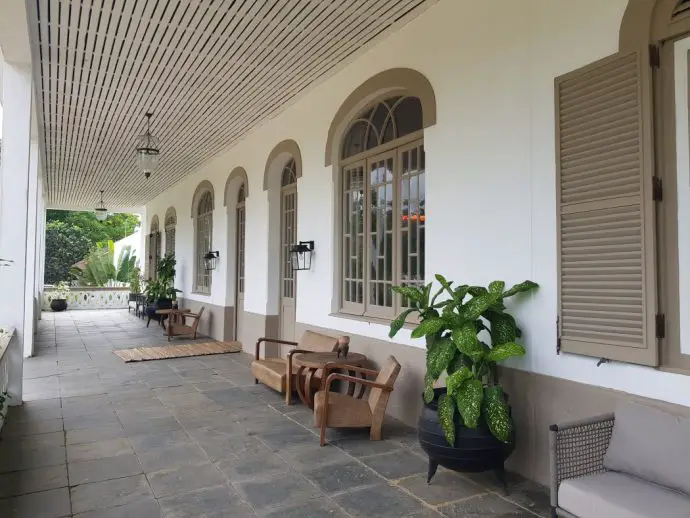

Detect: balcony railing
[42,286,131,311]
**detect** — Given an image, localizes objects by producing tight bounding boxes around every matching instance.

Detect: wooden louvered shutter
[555,50,658,366]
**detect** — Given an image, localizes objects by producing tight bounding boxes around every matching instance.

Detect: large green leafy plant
[389,275,538,445]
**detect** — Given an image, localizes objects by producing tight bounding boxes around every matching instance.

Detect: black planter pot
[418,387,514,486]
[50,299,67,312]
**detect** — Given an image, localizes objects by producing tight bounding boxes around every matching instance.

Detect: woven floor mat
[113,341,242,362]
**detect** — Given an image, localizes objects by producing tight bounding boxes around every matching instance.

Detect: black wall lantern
[290,241,314,271]
[203,251,219,272]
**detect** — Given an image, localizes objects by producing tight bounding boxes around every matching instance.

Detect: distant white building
[113,229,141,270]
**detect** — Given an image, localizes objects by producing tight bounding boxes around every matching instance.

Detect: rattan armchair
[549,413,615,518]
[166,307,205,341]
[314,355,401,446]
[252,331,342,399]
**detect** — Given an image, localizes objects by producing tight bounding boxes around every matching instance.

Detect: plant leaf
[456,379,483,428]
[426,338,456,381]
[446,366,473,397]
[411,317,445,339]
[446,352,472,375]
[421,283,432,309]
[503,280,539,298]
[453,285,470,303]
[486,310,518,345]
[389,309,415,338]
[423,374,435,404]
[434,274,454,297]
[485,342,526,363]
[392,285,423,305]
[430,285,445,308]
[468,286,488,297]
[462,293,500,321]
[438,393,456,446]
[451,322,484,362]
[484,386,512,443]
[488,281,505,294]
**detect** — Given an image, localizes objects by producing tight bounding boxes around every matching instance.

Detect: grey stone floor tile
[70,474,154,514]
[0,465,68,498]
[398,470,486,506]
[2,417,64,438]
[159,485,256,518]
[147,463,227,498]
[0,431,65,451]
[334,484,425,518]
[332,436,403,457]
[303,460,383,494]
[258,498,349,518]
[136,443,209,472]
[234,473,322,511]
[0,487,71,518]
[0,445,66,473]
[68,453,142,486]
[463,471,551,517]
[437,493,535,517]
[215,448,290,482]
[120,416,182,435]
[66,424,127,445]
[10,405,63,423]
[64,411,121,431]
[129,429,192,451]
[192,381,236,392]
[67,437,133,463]
[74,500,163,518]
[276,441,353,470]
[360,449,429,480]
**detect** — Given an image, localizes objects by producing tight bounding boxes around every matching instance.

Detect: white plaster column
[35,185,46,323]
[0,60,34,402]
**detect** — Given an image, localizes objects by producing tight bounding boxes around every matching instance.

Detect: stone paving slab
[0,310,549,518]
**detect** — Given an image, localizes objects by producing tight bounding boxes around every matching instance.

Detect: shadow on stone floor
[0,309,549,517]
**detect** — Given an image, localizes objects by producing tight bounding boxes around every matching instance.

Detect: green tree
[44,221,91,284]
[46,210,140,244]
[70,241,138,287]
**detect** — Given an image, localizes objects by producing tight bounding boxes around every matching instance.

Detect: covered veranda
[2,309,547,517]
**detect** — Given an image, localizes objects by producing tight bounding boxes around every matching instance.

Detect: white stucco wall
[145,0,690,407]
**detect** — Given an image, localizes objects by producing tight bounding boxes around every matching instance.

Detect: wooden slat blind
[556,50,658,366]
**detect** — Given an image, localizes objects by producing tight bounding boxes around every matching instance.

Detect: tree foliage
[46,210,140,244]
[44,221,91,284]
[44,210,140,285]
[70,241,137,287]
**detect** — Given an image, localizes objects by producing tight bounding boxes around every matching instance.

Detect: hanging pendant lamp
[94,190,108,221]
[135,112,160,179]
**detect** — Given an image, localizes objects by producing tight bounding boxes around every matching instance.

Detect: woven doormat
[113,341,242,362]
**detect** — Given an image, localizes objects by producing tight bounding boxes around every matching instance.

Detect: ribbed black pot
[418,387,514,485]
[50,299,67,312]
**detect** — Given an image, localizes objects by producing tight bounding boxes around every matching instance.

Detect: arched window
[147,216,161,280]
[281,160,298,301]
[164,207,177,258]
[339,96,425,318]
[236,185,246,295]
[194,191,214,293]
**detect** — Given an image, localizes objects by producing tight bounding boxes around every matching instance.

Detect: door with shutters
[279,161,298,341]
[235,186,246,341]
[555,49,658,366]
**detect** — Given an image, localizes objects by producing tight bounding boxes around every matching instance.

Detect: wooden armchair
[252,330,343,401]
[166,307,205,341]
[314,355,401,446]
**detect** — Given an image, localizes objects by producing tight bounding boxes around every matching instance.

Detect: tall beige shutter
[556,50,658,366]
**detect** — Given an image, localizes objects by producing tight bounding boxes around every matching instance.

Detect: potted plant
[129,266,142,301]
[389,275,538,485]
[50,281,71,312]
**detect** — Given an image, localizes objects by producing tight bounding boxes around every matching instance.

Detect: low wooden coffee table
[292,351,367,409]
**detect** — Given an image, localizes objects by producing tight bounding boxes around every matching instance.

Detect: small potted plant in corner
[129,266,142,300]
[50,280,71,312]
[389,275,538,486]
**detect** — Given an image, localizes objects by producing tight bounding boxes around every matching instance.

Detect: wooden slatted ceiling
[34,0,434,209]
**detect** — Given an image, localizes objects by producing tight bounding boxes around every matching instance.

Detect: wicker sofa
[549,402,690,518]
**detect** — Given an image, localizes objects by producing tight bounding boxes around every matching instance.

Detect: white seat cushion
[604,401,690,495]
[559,472,690,518]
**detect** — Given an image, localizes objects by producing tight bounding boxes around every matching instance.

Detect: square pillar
[0,60,34,403]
